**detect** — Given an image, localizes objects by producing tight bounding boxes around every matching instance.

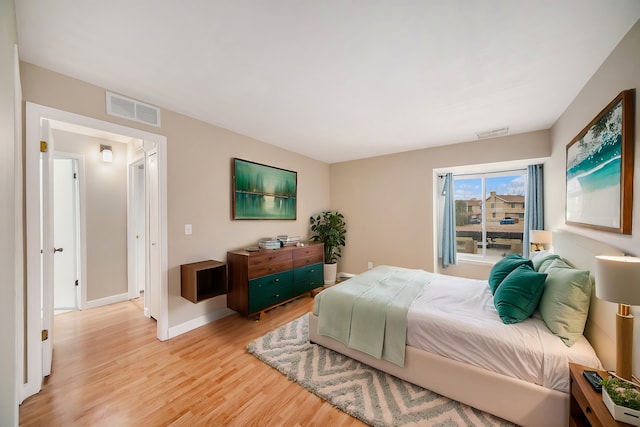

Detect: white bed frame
[308,231,622,427]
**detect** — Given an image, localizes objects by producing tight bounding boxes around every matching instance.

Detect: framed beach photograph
[565,89,635,234]
[232,158,297,220]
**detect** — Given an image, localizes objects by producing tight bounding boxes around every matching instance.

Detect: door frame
[22,102,169,402]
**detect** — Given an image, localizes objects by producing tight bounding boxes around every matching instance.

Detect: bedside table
[569,362,629,426]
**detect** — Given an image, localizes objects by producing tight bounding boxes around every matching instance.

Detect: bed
[308,231,623,427]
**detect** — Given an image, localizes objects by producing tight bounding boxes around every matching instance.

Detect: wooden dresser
[226,242,324,318]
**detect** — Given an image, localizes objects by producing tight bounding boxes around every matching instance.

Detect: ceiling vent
[106,91,161,127]
[476,127,509,139]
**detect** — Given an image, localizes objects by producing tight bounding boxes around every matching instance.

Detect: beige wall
[1,0,18,423]
[546,18,640,375]
[547,18,640,258]
[21,63,330,328]
[52,130,129,301]
[331,17,640,280]
[330,130,551,277]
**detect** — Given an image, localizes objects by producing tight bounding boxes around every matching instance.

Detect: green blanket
[313,265,433,366]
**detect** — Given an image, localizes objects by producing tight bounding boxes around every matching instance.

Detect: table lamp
[529,230,552,251]
[595,255,640,381]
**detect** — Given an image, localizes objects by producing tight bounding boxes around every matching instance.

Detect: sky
[454,174,525,200]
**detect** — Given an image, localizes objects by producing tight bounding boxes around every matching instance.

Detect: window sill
[456,254,501,266]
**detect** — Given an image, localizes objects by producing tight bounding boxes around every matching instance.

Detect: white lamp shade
[529,230,552,244]
[595,255,640,305]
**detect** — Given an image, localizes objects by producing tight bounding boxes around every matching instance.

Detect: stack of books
[277,235,300,247]
[258,238,281,249]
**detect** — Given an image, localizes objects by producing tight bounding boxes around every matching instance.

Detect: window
[453,170,526,259]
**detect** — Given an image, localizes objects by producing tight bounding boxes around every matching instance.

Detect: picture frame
[232,158,297,220]
[565,89,635,234]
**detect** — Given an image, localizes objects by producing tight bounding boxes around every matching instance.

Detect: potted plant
[601,376,640,426]
[310,211,346,286]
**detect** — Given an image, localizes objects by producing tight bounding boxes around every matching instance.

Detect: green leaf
[308,211,347,263]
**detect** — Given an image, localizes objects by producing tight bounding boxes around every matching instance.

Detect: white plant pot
[323,263,337,286]
[603,387,640,426]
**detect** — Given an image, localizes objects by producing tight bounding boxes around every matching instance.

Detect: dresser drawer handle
[275,294,280,298]
[273,278,280,283]
[585,406,592,414]
[309,269,314,273]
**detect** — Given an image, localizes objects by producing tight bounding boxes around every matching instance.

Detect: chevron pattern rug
[247,315,517,427]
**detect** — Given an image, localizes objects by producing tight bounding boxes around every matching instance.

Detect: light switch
[185,224,192,235]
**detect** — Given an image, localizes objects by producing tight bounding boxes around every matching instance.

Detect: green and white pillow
[538,259,592,346]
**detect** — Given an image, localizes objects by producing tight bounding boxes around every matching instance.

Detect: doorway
[127,148,160,320]
[129,160,146,312]
[53,155,81,314]
[22,103,169,403]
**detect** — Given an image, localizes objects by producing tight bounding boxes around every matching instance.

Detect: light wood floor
[19,296,365,427]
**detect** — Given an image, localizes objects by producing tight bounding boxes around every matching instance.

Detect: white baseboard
[82,292,129,310]
[167,307,235,339]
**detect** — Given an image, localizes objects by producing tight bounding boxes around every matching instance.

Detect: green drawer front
[249,271,293,313]
[293,263,324,291]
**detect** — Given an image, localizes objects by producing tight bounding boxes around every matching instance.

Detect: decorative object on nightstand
[309,211,346,286]
[529,229,552,251]
[601,376,640,425]
[595,255,640,381]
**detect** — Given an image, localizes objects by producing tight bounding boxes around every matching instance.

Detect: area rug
[247,315,517,427]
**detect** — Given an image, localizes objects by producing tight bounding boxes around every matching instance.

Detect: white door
[128,159,147,314]
[40,119,55,377]
[147,151,161,320]
[134,162,146,297]
[53,158,80,312]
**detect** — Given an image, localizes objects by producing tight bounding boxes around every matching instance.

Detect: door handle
[53,247,64,253]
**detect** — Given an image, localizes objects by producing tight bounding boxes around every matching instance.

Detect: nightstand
[569,362,629,426]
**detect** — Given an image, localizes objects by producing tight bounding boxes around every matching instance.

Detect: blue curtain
[523,164,544,258]
[441,173,456,268]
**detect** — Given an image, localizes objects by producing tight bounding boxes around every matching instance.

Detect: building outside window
[453,170,526,260]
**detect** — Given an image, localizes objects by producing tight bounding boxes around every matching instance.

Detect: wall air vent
[106,91,161,128]
[476,127,509,139]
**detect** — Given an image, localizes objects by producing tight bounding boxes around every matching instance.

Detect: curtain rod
[437,167,529,179]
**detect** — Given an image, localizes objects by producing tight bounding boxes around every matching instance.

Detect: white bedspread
[406,274,602,393]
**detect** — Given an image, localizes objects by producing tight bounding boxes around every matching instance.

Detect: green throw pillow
[488,254,534,294]
[493,264,547,324]
[530,251,561,272]
[539,259,592,346]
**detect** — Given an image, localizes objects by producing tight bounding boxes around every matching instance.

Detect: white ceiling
[14,1,640,164]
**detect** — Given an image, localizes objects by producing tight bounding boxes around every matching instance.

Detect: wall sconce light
[100,144,113,162]
[530,229,552,251]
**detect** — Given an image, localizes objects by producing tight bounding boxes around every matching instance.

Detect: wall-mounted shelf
[180,260,227,303]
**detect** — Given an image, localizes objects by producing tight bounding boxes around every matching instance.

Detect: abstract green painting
[233,158,297,220]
